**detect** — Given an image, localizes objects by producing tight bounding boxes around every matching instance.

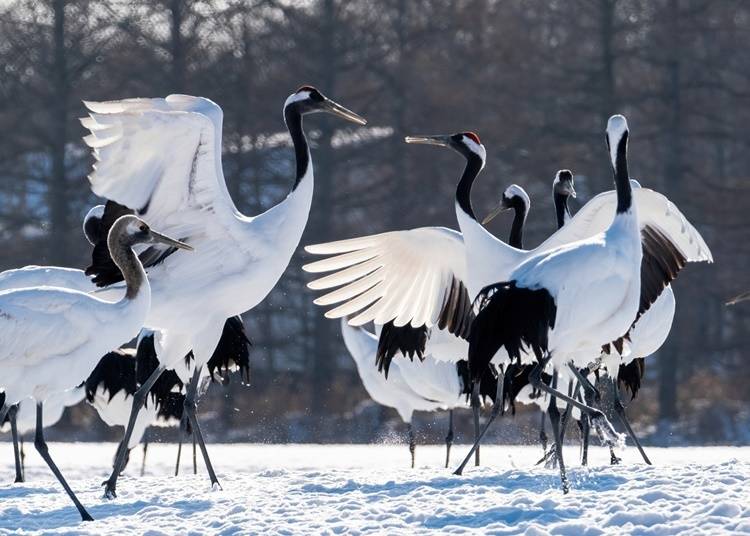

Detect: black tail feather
[84,349,138,403]
[468,282,556,384]
[206,316,252,384]
[375,321,427,379]
[618,358,645,400]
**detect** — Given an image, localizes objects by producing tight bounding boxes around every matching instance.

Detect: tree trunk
[48,0,70,264]
[658,0,682,424]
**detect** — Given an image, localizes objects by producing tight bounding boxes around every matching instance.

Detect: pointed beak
[404,135,451,147]
[482,203,509,225]
[568,184,577,198]
[322,98,367,125]
[150,230,194,251]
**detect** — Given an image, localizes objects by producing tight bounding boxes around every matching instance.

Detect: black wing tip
[206,316,252,385]
[375,321,428,379]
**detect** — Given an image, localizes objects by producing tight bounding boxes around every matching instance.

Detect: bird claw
[211,481,223,492]
[101,480,117,499]
[536,446,559,469]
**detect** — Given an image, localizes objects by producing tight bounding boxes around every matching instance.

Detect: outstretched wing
[304,227,474,335]
[537,186,712,265]
[81,95,235,239]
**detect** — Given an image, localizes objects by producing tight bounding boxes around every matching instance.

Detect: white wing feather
[304,227,467,329]
[81,96,234,238]
[537,187,712,263]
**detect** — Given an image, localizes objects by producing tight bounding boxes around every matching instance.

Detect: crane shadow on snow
[0,485,57,499]
[0,498,212,530]
[300,468,627,498]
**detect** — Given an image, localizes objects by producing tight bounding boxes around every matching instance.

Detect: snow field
[1,443,748,535]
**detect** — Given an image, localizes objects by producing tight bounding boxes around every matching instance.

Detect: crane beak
[404,135,451,147]
[322,98,367,125]
[150,230,194,251]
[566,184,577,198]
[481,203,510,225]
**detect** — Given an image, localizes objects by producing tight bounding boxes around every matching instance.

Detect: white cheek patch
[284,91,311,108]
[463,136,487,163]
[504,184,530,210]
[84,205,105,224]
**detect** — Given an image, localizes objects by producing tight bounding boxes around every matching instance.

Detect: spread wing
[81,95,235,240]
[304,227,474,335]
[537,186,712,265]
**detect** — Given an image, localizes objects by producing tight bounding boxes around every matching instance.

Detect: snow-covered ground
[1,443,748,535]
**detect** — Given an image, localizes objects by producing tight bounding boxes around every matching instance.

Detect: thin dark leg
[192,433,197,475]
[543,395,561,469]
[547,400,570,494]
[20,437,25,479]
[539,411,548,454]
[408,423,416,469]
[175,434,183,477]
[578,416,590,466]
[611,378,652,465]
[470,382,481,467]
[567,365,600,404]
[530,358,620,446]
[103,365,165,498]
[444,410,454,469]
[184,366,221,489]
[454,369,505,476]
[8,404,23,483]
[34,402,93,521]
[558,381,579,445]
[140,439,148,477]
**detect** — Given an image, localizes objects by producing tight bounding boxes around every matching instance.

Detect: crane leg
[454,369,505,476]
[578,416,590,466]
[567,364,600,404]
[184,365,221,489]
[8,404,23,483]
[20,436,25,479]
[140,439,148,477]
[407,423,416,468]
[470,382,481,467]
[34,402,93,521]
[539,410,548,455]
[192,433,197,475]
[611,378,652,465]
[103,364,166,499]
[175,433,183,477]
[529,358,620,447]
[547,398,569,494]
[444,410,454,469]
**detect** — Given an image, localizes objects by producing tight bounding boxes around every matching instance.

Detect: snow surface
[1,443,749,535]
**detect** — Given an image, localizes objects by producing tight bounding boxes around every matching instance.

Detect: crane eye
[139,224,148,232]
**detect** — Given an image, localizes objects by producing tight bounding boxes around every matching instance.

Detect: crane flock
[0,86,713,520]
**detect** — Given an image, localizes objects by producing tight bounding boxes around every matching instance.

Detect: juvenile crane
[0,215,191,520]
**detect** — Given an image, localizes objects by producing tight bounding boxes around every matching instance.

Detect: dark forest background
[0,0,748,446]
